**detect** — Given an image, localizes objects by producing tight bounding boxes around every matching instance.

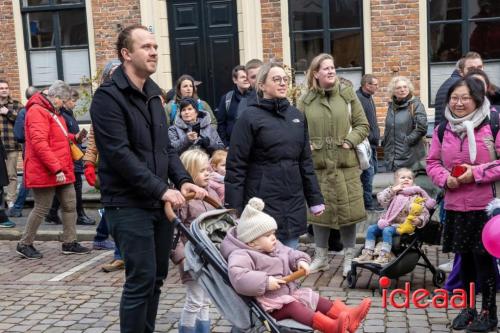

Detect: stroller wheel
[433,269,446,287]
[346,270,357,288]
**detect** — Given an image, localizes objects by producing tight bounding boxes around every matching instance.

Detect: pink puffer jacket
[426,122,500,211]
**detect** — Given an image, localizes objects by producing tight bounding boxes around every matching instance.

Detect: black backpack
[437,110,500,144]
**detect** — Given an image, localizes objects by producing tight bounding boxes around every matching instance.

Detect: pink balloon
[482,215,500,258]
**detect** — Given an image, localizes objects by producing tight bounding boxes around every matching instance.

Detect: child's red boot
[312,311,349,333]
[326,298,371,333]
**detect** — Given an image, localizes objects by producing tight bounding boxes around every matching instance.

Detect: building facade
[2,0,500,125]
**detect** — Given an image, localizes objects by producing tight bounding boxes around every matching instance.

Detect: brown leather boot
[101,259,125,272]
[326,298,372,333]
[312,311,349,333]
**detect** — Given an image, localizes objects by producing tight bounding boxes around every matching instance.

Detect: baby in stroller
[221,197,371,333]
[354,168,436,265]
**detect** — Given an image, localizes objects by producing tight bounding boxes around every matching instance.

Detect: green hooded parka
[297,79,369,229]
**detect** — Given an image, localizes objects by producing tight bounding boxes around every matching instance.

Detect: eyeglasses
[450,95,472,104]
[271,76,289,84]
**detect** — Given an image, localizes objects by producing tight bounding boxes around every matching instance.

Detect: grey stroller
[166,196,313,333]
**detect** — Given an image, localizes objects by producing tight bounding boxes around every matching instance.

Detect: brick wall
[91,0,142,70]
[260,0,283,62]
[0,2,21,101]
[371,0,421,129]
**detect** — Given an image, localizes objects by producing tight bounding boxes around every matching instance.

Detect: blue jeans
[106,207,174,333]
[12,178,29,211]
[94,210,122,260]
[94,211,109,242]
[360,147,377,209]
[280,237,299,249]
[366,224,396,245]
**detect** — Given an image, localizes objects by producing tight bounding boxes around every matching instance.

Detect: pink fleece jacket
[426,122,500,211]
[376,186,435,228]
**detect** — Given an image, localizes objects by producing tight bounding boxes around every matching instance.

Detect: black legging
[49,173,83,216]
[459,251,497,310]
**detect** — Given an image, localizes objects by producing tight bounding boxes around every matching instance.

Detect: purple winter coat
[427,121,500,211]
[221,227,317,311]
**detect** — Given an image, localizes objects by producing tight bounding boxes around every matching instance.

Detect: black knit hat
[179,97,198,113]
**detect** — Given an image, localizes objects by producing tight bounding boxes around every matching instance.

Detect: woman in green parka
[297,53,369,277]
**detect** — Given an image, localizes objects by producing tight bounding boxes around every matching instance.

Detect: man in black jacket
[356,74,380,210]
[216,65,250,146]
[434,52,484,125]
[90,25,206,333]
[235,58,263,121]
[433,59,463,125]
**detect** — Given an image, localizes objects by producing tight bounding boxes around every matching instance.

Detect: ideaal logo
[379,276,475,309]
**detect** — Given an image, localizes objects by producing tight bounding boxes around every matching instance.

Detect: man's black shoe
[16,243,43,260]
[77,215,96,226]
[62,242,91,255]
[45,214,62,224]
[452,308,478,330]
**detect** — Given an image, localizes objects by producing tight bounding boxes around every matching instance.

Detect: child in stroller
[221,197,371,333]
[354,168,436,266]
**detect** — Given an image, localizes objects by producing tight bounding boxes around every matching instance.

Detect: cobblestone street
[1,236,498,332]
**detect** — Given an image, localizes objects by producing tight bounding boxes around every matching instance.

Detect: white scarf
[444,98,491,163]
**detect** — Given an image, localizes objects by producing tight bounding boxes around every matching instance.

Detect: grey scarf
[444,99,490,163]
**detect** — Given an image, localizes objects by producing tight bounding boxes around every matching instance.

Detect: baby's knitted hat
[237,197,277,243]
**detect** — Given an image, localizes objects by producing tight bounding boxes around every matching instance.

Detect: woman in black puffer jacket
[225,62,324,248]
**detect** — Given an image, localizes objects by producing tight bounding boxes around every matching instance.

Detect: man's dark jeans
[106,207,174,333]
[361,147,377,209]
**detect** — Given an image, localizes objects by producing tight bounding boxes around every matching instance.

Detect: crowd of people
[2,23,499,332]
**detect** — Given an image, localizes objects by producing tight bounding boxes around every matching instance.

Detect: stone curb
[0,229,96,242]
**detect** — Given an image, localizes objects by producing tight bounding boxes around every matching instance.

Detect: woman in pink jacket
[426,77,498,332]
[221,197,371,333]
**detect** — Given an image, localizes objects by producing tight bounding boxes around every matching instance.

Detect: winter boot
[451,308,478,330]
[326,298,372,333]
[194,319,211,333]
[465,306,498,332]
[310,247,330,273]
[312,311,349,333]
[343,247,355,277]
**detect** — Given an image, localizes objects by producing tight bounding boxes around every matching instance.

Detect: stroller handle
[164,192,222,222]
[282,268,307,283]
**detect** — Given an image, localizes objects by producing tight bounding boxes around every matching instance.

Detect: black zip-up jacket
[216,86,248,146]
[60,107,84,173]
[434,69,461,125]
[356,88,380,148]
[225,94,324,240]
[90,65,192,208]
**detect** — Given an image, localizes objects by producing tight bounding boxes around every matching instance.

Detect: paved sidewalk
[3,240,496,333]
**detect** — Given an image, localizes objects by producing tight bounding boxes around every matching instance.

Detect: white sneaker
[438,260,454,273]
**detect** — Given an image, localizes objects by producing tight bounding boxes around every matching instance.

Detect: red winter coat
[24,92,75,188]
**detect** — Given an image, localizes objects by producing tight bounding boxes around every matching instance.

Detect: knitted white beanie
[237,197,277,243]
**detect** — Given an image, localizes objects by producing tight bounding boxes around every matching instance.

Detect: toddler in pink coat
[354,168,436,265]
[221,197,371,333]
[208,149,226,203]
